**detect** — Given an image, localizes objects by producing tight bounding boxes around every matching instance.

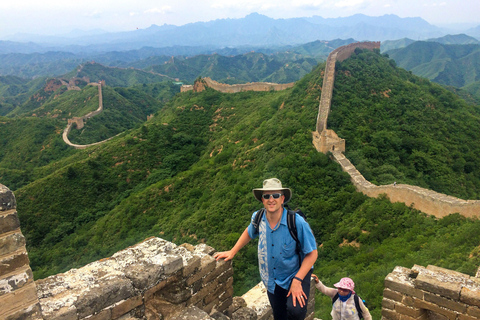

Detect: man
[214,178,318,320]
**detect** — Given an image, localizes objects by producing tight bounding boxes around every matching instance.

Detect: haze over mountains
[2,13,479,55]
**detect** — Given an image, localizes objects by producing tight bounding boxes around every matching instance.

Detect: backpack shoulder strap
[252,208,265,234]
[286,210,299,244]
[332,292,339,304]
[354,294,364,319]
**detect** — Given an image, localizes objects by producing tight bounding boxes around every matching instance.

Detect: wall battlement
[181,77,295,93]
[383,264,480,320]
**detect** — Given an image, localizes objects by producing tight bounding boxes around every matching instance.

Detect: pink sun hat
[334,277,355,294]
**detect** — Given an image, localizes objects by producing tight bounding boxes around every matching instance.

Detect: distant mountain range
[3,13,478,55]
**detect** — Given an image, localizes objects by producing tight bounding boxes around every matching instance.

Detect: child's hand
[311,274,320,284]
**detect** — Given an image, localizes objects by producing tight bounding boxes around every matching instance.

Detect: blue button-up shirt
[247,208,317,293]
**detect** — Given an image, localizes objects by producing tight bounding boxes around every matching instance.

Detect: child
[312,274,372,320]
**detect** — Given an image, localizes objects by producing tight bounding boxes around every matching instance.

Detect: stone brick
[4,303,43,320]
[186,255,216,287]
[0,267,34,297]
[0,185,16,211]
[169,305,212,320]
[156,280,191,304]
[0,251,29,277]
[231,307,257,320]
[82,308,111,320]
[204,259,232,283]
[75,277,135,318]
[413,299,457,320]
[461,286,480,308]
[467,306,480,318]
[0,211,20,235]
[183,255,201,277]
[146,298,183,320]
[231,297,247,313]
[458,315,479,320]
[217,297,233,313]
[0,282,39,317]
[384,288,405,302]
[382,298,396,310]
[384,276,423,299]
[424,292,467,313]
[382,308,399,320]
[205,284,226,305]
[426,265,470,280]
[395,304,426,318]
[415,273,462,300]
[41,305,78,320]
[144,271,181,301]
[188,277,220,306]
[0,232,26,256]
[112,295,143,319]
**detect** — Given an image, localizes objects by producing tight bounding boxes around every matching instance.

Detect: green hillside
[67,85,175,145]
[3,50,480,319]
[64,62,174,87]
[146,52,320,84]
[386,42,480,98]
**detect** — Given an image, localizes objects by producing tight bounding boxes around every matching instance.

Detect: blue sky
[1,0,479,38]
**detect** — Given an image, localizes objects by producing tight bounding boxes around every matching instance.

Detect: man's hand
[213,250,235,261]
[287,278,307,307]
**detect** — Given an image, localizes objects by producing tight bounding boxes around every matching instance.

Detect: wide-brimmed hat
[334,277,355,293]
[252,178,292,203]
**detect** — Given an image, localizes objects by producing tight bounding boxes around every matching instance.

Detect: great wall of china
[62,80,120,149]
[2,42,480,320]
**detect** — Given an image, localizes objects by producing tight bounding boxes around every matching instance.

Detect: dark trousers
[267,270,312,320]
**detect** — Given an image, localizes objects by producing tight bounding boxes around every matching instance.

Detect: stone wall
[62,82,118,149]
[331,151,480,218]
[383,264,480,320]
[35,237,235,320]
[313,42,480,219]
[181,77,295,93]
[0,185,43,320]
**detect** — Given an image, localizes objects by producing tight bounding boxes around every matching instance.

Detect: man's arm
[213,227,251,261]
[287,249,318,307]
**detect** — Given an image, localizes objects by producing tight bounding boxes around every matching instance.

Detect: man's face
[261,191,284,214]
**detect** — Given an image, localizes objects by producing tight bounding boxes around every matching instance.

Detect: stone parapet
[183,77,295,93]
[331,151,480,218]
[383,265,480,320]
[35,237,234,320]
[0,184,42,320]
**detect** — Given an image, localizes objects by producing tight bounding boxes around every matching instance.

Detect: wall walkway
[62,81,119,149]
[313,42,480,219]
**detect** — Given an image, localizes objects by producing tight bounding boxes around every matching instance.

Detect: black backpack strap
[354,294,364,319]
[332,292,339,304]
[286,210,299,244]
[252,208,265,234]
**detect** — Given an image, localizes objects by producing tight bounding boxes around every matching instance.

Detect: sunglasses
[262,193,283,200]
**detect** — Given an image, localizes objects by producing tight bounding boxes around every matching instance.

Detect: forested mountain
[381,33,480,52]
[2,49,480,319]
[0,39,355,80]
[386,41,480,100]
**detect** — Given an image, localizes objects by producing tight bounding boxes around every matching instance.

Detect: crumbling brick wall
[383,264,480,320]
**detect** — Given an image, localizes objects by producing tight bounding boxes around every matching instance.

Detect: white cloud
[144,6,172,14]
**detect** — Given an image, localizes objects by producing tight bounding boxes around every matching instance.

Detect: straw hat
[252,178,292,203]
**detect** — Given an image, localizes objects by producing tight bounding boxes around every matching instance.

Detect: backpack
[332,293,366,319]
[251,205,307,262]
